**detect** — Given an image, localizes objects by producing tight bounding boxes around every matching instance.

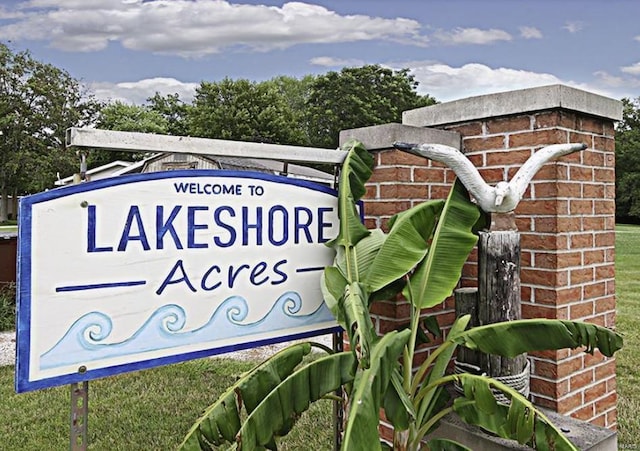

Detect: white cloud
[309,56,366,67]
[563,21,585,33]
[90,77,198,105]
[593,70,640,93]
[621,62,640,76]
[0,0,429,57]
[433,27,511,45]
[389,61,630,103]
[519,26,542,39]
[391,62,564,101]
[0,5,28,19]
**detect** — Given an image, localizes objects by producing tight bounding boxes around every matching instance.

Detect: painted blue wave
[40,292,334,370]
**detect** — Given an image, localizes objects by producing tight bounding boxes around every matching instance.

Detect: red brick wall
[361,109,617,431]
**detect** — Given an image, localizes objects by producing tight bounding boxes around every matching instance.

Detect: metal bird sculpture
[394,142,587,213]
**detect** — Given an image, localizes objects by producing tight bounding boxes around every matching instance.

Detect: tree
[262,75,316,146]
[0,43,100,221]
[86,101,171,168]
[180,141,622,450]
[615,97,640,223]
[147,92,189,136]
[305,65,437,149]
[187,77,306,145]
[96,101,169,134]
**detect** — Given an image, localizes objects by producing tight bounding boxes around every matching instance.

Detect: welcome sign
[16,170,340,392]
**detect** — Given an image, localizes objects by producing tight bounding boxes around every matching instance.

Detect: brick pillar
[402,85,622,428]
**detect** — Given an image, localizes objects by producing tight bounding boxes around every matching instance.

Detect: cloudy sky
[1,0,639,105]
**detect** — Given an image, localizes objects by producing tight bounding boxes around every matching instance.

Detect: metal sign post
[70,157,89,451]
[70,381,89,451]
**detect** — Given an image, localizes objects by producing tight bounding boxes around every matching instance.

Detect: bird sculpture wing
[394,141,587,213]
[509,143,587,201]
[394,142,498,211]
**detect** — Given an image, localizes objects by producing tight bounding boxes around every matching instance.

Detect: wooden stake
[477,228,527,377]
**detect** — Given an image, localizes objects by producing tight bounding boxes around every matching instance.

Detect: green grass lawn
[0,357,333,450]
[614,224,640,446]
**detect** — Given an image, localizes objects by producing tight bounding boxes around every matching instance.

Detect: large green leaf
[404,179,481,309]
[382,368,414,430]
[365,200,444,293]
[412,316,470,443]
[323,231,388,329]
[178,343,312,450]
[320,140,378,365]
[326,139,373,253]
[335,228,388,284]
[341,329,411,451]
[452,374,578,450]
[237,352,356,450]
[341,281,378,367]
[451,319,623,358]
[321,266,348,325]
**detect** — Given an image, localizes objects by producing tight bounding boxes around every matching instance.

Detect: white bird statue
[393,142,587,213]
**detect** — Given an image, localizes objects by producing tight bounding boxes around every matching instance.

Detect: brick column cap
[339,123,461,150]
[402,84,623,127]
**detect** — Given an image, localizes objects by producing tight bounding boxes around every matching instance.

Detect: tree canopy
[0,43,99,221]
[187,77,307,145]
[615,97,640,223]
[305,65,436,148]
[148,65,435,150]
[85,101,171,168]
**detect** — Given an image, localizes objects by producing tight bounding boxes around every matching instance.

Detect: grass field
[0,356,334,450]
[613,224,640,446]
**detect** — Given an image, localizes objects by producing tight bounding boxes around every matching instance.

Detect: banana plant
[179,140,623,450]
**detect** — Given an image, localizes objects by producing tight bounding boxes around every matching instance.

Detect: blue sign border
[16,170,343,393]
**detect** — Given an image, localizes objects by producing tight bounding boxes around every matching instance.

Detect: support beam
[66,128,347,165]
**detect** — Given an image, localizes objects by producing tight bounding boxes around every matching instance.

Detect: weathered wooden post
[477,212,529,398]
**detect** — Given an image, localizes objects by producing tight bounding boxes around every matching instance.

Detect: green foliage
[452,318,623,358]
[187,77,308,146]
[7,58,440,190]
[0,282,15,331]
[0,42,100,213]
[147,92,190,136]
[452,374,576,450]
[342,330,411,451]
[262,75,316,146]
[96,101,169,134]
[305,65,436,148]
[180,343,314,449]
[401,180,481,310]
[236,351,355,450]
[87,101,171,167]
[615,97,640,222]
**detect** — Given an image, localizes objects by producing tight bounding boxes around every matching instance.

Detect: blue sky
[1,0,639,105]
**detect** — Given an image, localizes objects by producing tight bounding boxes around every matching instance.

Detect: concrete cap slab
[339,123,461,151]
[403,84,623,127]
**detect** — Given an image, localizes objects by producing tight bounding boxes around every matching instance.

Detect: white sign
[16,170,340,392]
